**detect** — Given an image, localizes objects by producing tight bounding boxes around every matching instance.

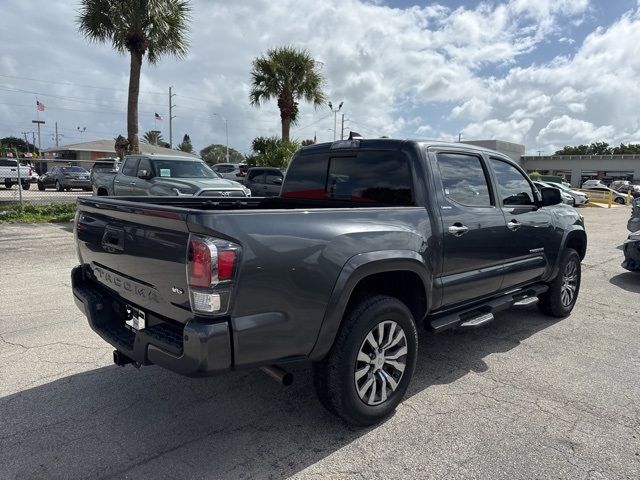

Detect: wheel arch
[309,250,432,361]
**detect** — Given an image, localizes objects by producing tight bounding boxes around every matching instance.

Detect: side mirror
[138,169,152,180]
[540,187,562,206]
[272,177,283,185]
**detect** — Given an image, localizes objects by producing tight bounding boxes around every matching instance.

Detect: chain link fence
[1,157,93,207]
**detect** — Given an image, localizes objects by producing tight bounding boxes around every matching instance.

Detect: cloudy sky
[1,0,639,155]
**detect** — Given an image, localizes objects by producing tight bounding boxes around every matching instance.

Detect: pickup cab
[0,158,33,189]
[92,154,251,198]
[72,139,587,425]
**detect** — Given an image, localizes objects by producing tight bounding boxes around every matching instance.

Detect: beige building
[40,139,198,172]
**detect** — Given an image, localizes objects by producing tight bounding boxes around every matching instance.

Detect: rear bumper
[71,266,232,376]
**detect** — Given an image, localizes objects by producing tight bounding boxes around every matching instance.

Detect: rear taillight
[29,167,32,176]
[186,234,240,315]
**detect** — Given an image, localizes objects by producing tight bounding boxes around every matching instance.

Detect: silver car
[211,162,248,181]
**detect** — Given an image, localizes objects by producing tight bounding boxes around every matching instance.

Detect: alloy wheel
[560,259,578,307]
[354,320,408,406]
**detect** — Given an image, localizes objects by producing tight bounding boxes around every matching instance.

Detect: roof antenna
[348,131,363,140]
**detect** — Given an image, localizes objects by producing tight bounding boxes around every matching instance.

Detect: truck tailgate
[75,198,193,323]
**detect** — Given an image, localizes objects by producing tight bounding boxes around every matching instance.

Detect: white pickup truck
[0,158,35,189]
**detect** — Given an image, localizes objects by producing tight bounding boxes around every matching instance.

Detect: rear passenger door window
[489,158,536,206]
[248,169,265,184]
[436,153,492,207]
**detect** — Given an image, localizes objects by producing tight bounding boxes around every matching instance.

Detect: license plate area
[125,304,146,331]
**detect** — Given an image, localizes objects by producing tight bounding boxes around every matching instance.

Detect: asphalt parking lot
[1,206,639,479]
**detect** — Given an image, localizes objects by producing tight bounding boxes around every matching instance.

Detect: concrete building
[520,154,640,187]
[40,139,198,172]
[462,139,525,163]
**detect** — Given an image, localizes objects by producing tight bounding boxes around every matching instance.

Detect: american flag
[154,112,162,120]
[36,100,46,111]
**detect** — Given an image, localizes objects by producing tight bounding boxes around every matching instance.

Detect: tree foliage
[301,138,315,146]
[177,133,193,153]
[554,142,640,155]
[78,0,191,153]
[0,136,38,154]
[199,144,245,165]
[245,136,300,168]
[142,130,169,147]
[249,46,326,142]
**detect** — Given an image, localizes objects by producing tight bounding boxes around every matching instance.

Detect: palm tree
[250,46,326,142]
[78,0,191,153]
[142,130,164,146]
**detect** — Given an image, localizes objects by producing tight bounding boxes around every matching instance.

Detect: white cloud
[450,98,492,121]
[536,115,615,148]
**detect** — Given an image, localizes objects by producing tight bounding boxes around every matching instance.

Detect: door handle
[130,182,136,186]
[507,220,521,231]
[114,179,120,184]
[448,224,469,236]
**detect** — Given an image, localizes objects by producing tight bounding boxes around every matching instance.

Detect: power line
[0,73,165,95]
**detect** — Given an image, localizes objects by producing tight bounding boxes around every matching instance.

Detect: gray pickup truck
[72,139,586,425]
[92,154,251,198]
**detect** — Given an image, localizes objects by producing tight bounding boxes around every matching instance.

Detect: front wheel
[538,248,581,317]
[313,295,418,426]
[56,181,64,192]
[615,197,625,205]
[37,181,45,191]
[22,182,30,190]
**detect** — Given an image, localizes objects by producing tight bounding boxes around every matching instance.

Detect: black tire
[538,248,581,318]
[22,182,30,190]
[615,197,625,205]
[312,295,418,426]
[56,181,64,192]
[4,180,13,189]
[37,181,45,191]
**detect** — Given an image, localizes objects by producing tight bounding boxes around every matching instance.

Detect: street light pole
[328,101,343,141]
[213,113,229,161]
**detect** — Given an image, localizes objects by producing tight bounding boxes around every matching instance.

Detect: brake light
[186,234,240,315]
[29,167,32,176]
[188,237,212,288]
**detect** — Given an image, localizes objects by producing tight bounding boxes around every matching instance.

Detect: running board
[459,313,494,328]
[429,283,548,333]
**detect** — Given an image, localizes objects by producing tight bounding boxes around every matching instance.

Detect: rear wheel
[4,180,13,189]
[22,182,30,190]
[615,197,625,205]
[538,248,581,317]
[37,181,45,191]
[313,295,418,426]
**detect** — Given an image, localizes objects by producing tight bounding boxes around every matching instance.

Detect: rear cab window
[282,150,414,206]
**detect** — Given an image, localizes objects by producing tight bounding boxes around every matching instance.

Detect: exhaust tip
[261,365,294,386]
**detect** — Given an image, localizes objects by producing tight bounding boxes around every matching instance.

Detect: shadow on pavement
[609,272,640,293]
[0,308,556,479]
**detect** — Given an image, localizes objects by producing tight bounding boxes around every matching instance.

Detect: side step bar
[430,284,548,333]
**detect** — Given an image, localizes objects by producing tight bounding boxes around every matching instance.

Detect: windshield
[62,167,87,173]
[151,159,220,178]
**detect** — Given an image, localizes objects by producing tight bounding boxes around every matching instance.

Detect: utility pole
[22,132,31,154]
[458,132,462,142]
[169,86,177,148]
[340,114,345,140]
[55,122,59,147]
[537,150,543,157]
[32,119,45,174]
[328,101,343,141]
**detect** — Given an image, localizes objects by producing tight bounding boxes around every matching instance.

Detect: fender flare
[549,227,587,280]
[308,250,432,360]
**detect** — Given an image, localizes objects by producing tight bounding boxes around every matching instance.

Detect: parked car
[0,158,32,189]
[38,166,91,191]
[533,181,574,205]
[582,179,606,189]
[629,197,640,233]
[610,180,631,191]
[552,182,589,206]
[211,162,248,181]
[92,154,251,197]
[622,230,640,272]
[244,167,283,197]
[583,186,628,204]
[615,184,640,198]
[72,139,586,426]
